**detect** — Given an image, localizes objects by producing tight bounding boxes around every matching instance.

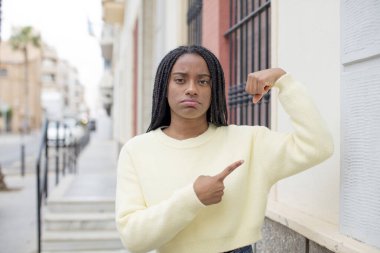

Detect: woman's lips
[180,99,200,107]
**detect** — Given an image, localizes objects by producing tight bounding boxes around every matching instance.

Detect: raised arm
[245,69,334,184]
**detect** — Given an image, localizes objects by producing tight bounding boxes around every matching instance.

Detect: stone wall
[253,218,333,253]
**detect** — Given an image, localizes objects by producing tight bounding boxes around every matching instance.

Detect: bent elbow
[116,219,151,253]
[324,137,334,159]
[121,238,147,253]
[315,133,334,162]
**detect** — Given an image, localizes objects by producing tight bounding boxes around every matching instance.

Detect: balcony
[102,0,125,25]
[100,24,115,61]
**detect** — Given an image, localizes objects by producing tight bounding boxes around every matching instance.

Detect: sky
[2,0,104,116]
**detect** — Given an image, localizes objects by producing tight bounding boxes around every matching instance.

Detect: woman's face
[167,53,212,123]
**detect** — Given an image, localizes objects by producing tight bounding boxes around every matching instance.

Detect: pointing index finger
[215,160,244,181]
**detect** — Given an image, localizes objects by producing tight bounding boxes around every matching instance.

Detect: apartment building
[0,41,86,132]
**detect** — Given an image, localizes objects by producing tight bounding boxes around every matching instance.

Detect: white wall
[271,0,340,224]
[112,0,140,144]
[341,0,380,248]
[140,0,155,133]
[154,0,188,69]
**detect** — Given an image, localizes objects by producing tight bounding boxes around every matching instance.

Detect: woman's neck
[163,119,209,140]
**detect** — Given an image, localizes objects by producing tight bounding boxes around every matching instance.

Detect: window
[187,0,202,45]
[226,0,271,127]
[0,68,8,77]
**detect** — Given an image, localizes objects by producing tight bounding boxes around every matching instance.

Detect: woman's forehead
[171,53,210,74]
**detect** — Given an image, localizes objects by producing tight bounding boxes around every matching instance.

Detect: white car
[47,119,85,146]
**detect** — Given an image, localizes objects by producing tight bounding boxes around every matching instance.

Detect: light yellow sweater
[115,74,334,253]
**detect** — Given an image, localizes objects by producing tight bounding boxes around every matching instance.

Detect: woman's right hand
[193,160,244,205]
[245,68,286,103]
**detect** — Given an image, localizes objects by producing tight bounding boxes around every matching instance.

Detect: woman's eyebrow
[171,72,210,77]
[172,72,187,76]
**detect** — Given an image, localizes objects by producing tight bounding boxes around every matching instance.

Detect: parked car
[47,118,86,147]
[88,119,96,132]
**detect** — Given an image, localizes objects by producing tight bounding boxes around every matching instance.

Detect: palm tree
[9,26,41,133]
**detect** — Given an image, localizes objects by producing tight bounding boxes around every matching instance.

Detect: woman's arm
[115,148,205,253]
[246,69,334,184]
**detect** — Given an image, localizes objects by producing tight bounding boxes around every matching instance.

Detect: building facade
[0,41,43,132]
[41,44,86,121]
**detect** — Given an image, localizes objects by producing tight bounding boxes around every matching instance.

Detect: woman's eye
[175,79,185,84]
[199,80,210,86]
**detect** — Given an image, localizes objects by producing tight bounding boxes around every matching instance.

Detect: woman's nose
[185,81,198,95]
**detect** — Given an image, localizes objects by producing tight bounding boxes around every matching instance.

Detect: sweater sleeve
[115,146,205,253]
[254,74,334,185]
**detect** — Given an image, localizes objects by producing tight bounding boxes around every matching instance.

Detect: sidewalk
[0,131,40,175]
[62,136,118,199]
[0,135,119,253]
[0,174,39,253]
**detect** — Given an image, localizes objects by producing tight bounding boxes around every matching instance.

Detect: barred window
[225,0,271,127]
[187,0,202,45]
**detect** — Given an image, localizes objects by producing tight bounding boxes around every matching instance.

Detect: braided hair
[147,45,228,132]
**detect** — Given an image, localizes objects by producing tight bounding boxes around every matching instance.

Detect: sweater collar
[155,124,217,148]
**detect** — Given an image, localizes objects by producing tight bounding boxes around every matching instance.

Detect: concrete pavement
[0,131,40,174]
[0,174,38,253]
[63,137,118,199]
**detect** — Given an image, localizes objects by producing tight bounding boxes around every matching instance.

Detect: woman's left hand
[245,68,286,104]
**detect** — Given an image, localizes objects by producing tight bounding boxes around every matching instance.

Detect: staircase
[41,175,128,253]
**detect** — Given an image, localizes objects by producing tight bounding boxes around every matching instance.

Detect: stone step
[46,198,115,213]
[46,175,115,213]
[42,230,123,251]
[44,212,115,231]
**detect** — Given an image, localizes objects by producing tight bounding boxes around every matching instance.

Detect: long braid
[147,45,228,132]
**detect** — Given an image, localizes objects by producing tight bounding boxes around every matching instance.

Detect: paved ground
[0,174,39,253]
[0,131,40,174]
[0,135,118,253]
[64,138,118,199]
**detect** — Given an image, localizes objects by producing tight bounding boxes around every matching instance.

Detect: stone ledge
[266,200,380,253]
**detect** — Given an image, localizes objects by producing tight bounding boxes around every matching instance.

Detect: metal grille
[187,0,202,45]
[225,0,271,127]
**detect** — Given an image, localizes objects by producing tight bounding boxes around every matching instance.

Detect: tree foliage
[9,26,41,52]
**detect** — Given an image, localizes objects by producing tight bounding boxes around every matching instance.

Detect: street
[0,174,38,253]
[0,132,40,175]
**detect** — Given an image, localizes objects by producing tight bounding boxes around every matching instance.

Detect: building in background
[0,40,87,133]
[41,44,87,121]
[99,21,115,118]
[99,0,380,252]
[0,41,42,132]
[56,60,87,120]
[40,44,63,120]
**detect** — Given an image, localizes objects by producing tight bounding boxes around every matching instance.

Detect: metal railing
[36,119,49,253]
[225,0,271,127]
[35,119,90,253]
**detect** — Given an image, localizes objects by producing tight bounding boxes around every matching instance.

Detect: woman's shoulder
[122,130,158,150]
[218,124,266,133]
[212,124,267,141]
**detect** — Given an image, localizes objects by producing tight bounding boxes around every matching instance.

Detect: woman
[115,45,333,253]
